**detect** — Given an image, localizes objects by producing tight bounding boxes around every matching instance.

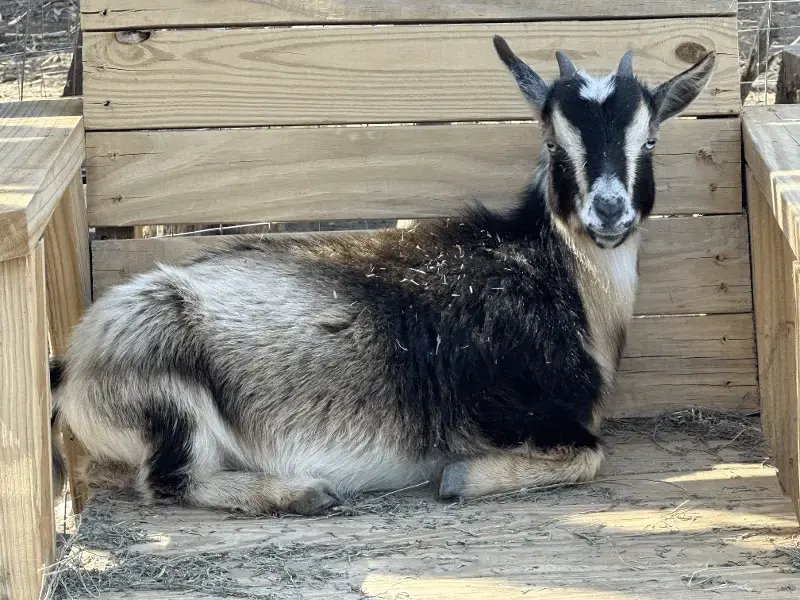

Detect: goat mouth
[586,227,632,249]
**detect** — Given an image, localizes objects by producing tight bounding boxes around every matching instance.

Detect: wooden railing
[0,99,88,600]
[743,105,800,521]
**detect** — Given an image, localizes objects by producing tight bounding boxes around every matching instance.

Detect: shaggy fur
[51,39,716,515]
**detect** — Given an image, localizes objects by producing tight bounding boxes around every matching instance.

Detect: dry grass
[604,408,766,459]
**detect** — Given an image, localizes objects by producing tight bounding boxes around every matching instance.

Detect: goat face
[494,37,716,249]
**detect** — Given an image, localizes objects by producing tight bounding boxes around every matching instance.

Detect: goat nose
[594,196,625,222]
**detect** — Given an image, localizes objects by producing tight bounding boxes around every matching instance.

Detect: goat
[51,38,716,515]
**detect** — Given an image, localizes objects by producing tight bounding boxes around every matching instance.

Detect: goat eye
[545,141,557,153]
[645,138,657,150]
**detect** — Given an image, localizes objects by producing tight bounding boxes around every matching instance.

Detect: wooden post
[44,171,91,514]
[747,167,800,521]
[0,243,55,600]
[777,45,800,104]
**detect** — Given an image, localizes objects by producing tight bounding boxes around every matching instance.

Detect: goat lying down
[52,38,716,515]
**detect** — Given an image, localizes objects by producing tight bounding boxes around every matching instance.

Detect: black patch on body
[49,357,64,390]
[143,404,194,499]
[264,186,607,455]
[162,186,605,456]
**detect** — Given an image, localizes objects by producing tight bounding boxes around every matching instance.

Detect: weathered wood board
[82,18,739,129]
[0,244,54,600]
[747,167,800,521]
[85,118,741,225]
[49,428,799,599]
[744,105,800,256]
[81,0,737,30]
[0,99,84,261]
[44,171,92,516]
[618,313,757,417]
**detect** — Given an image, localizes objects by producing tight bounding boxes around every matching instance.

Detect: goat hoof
[285,482,341,516]
[437,461,469,500]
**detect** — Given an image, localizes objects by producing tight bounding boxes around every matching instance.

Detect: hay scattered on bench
[604,409,766,458]
[44,410,772,598]
[776,537,800,573]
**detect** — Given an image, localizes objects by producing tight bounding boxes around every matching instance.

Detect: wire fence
[1,2,795,106]
[740,1,782,104]
[0,0,79,101]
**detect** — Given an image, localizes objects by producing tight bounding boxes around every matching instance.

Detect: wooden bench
[0,99,87,600]
[4,1,800,598]
[744,106,800,521]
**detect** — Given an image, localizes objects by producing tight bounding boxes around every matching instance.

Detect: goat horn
[555,51,577,79]
[618,50,634,77]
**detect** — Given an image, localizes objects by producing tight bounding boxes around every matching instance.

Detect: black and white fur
[51,38,716,515]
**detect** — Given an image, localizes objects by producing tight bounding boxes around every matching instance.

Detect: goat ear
[493,35,549,112]
[651,51,716,123]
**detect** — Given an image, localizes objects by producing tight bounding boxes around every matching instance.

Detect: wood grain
[64,429,798,600]
[82,18,739,129]
[85,118,742,225]
[90,215,753,316]
[0,99,84,261]
[0,243,54,600]
[747,167,800,521]
[617,313,757,417]
[43,171,91,515]
[743,105,800,257]
[44,172,90,357]
[81,0,737,30]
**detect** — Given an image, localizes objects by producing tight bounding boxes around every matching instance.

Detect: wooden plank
[44,172,90,356]
[0,99,85,261]
[85,118,742,225]
[617,313,758,417]
[0,243,54,600]
[55,429,798,600]
[777,45,800,104]
[89,215,753,316]
[747,167,800,521]
[82,18,740,129]
[743,105,800,257]
[43,171,91,515]
[81,0,737,30]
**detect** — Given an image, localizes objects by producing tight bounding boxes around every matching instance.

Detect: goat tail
[50,357,67,498]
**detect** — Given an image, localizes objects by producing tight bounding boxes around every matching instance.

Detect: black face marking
[548,143,581,222]
[538,74,655,242]
[551,76,642,190]
[631,150,656,220]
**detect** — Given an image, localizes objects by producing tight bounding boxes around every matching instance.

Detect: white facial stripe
[623,102,652,193]
[551,106,588,195]
[578,72,616,103]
